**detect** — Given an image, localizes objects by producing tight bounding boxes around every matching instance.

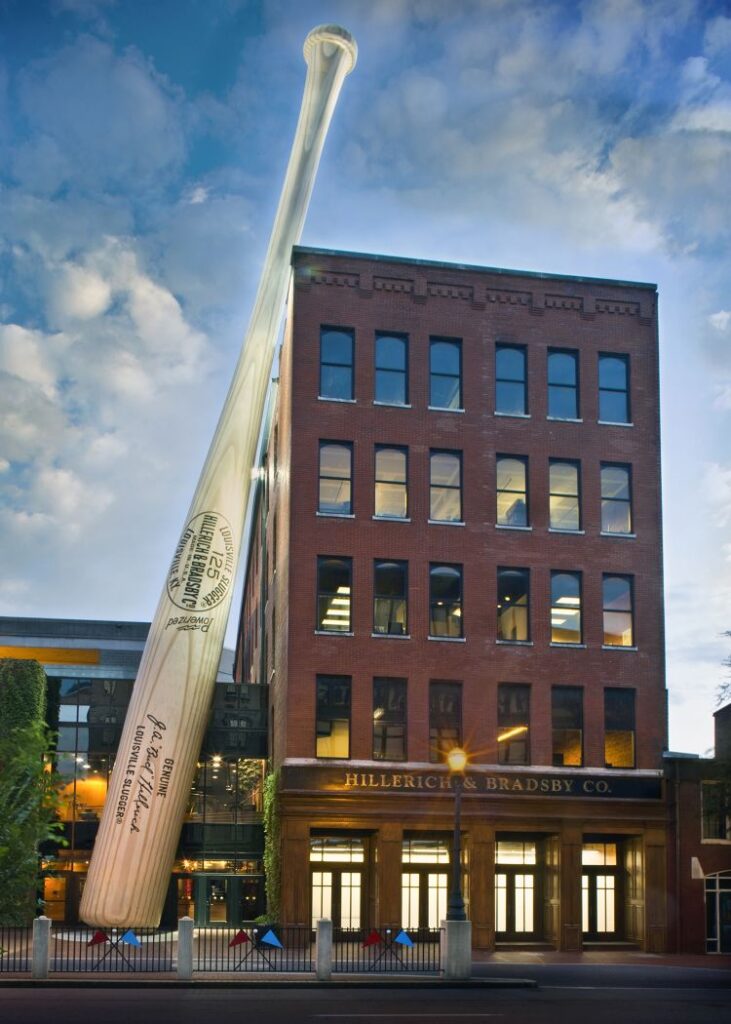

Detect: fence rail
[333,927,441,973]
[0,927,32,973]
[194,925,313,972]
[49,925,175,972]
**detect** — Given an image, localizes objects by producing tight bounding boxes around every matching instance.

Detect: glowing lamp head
[446,746,468,775]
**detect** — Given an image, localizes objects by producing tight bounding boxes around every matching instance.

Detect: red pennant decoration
[87,930,109,947]
[362,929,382,948]
[228,929,250,948]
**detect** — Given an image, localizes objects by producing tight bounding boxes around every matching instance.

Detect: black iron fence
[49,925,175,972]
[333,927,441,973]
[194,925,313,972]
[0,927,32,973]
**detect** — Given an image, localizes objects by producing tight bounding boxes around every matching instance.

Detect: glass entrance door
[582,842,621,940]
[495,839,541,941]
[207,877,229,924]
[401,871,448,930]
[311,868,363,932]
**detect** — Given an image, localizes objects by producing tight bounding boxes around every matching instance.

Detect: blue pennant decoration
[260,928,283,949]
[121,929,142,947]
[394,930,413,947]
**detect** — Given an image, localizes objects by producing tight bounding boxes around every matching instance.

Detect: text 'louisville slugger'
[80,24,357,927]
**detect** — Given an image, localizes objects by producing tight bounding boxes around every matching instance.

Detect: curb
[0,977,537,990]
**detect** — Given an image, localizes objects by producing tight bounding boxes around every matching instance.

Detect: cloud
[50,263,112,321]
[703,462,731,527]
[704,14,731,57]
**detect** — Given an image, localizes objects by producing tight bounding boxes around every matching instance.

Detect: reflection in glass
[375,447,407,518]
[602,574,633,646]
[604,688,635,767]
[373,561,407,635]
[430,451,462,521]
[430,338,462,409]
[549,461,580,531]
[318,443,352,515]
[601,464,632,533]
[316,675,351,758]
[496,345,527,415]
[429,564,463,638]
[317,557,352,632]
[496,456,528,526]
[429,681,462,762]
[373,677,406,760]
[497,568,530,642]
[375,334,408,405]
[320,328,354,400]
[551,571,582,643]
[497,684,530,764]
[599,353,630,423]
[548,350,579,419]
[552,687,583,766]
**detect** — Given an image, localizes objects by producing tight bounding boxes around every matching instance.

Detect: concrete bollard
[442,919,472,980]
[177,916,194,980]
[315,918,332,980]
[32,915,51,980]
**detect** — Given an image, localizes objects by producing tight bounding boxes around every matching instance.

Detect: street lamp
[446,746,467,921]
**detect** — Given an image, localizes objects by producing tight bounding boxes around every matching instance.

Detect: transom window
[602,574,634,646]
[497,568,530,642]
[373,560,408,636]
[549,460,580,531]
[402,838,450,864]
[551,571,582,644]
[320,327,354,401]
[430,450,463,522]
[375,333,408,405]
[548,349,579,419]
[429,564,463,638]
[495,344,527,415]
[582,843,617,866]
[496,456,528,527]
[598,353,630,423]
[430,338,462,410]
[375,446,408,519]
[601,464,632,534]
[310,836,364,862]
[496,840,537,865]
[316,557,352,632]
[318,442,352,515]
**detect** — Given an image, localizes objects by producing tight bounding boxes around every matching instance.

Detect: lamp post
[446,746,467,921]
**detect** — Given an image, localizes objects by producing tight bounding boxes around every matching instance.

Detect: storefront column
[643,828,668,953]
[281,817,310,925]
[469,824,495,950]
[376,822,403,929]
[559,825,582,951]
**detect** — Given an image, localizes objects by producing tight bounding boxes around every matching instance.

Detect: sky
[0,0,730,755]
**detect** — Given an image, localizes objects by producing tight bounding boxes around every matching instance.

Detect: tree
[0,659,63,924]
[718,631,731,708]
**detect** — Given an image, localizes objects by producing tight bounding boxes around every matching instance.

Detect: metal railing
[194,925,313,972]
[0,927,32,973]
[333,927,442,973]
[49,925,175,972]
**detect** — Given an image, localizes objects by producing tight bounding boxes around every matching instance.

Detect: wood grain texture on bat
[80,24,357,928]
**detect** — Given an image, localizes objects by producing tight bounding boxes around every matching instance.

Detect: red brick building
[237,246,669,951]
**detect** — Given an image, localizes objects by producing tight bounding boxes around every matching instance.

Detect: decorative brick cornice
[373,276,414,294]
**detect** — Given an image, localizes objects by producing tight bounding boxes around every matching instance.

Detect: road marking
[312,1015,504,1019]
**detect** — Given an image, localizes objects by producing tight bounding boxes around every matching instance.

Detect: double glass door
[495,839,541,941]
[311,868,363,933]
[401,870,448,931]
[582,842,621,940]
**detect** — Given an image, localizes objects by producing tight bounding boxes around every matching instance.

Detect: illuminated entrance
[401,837,450,930]
[495,839,542,941]
[582,842,621,940]
[310,837,365,933]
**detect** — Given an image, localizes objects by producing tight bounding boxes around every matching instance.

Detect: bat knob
[303,24,358,73]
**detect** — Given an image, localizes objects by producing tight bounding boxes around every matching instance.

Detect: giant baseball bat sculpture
[80,25,357,928]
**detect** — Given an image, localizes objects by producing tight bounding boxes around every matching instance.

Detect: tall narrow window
[375,446,408,519]
[551,571,582,644]
[549,460,581,531]
[552,687,583,766]
[373,560,408,635]
[598,354,630,423]
[429,681,462,762]
[496,456,528,527]
[316,557,352,633]
[548,349,579,419]
[320,327,354,401]
[602,575,634,646]
[601,464,632,534]
[497,568,530,642]
[316,675,351,758]
[373,677,407,760]
[604,688,635,768]
[430,450,462,522]
[497,683,530,765]
[495,344,527,415]
[430,338,462,409]
[429,564,463,638]
[318,442,352,515]
[375,334,408,405]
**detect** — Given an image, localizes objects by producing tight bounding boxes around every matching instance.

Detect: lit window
[375,334,408,405]
[601,464,632,534]
[316,675,351,758]
[373,560,408,636]
[430,450,462,522]
[598,353,630,423]
[549,460,580,531]
[318,442,352,515]
[602,574,633,646]
[497,683,530,765]
[374,446,408,519]
[429,564,463,638]
[552,687,583,766]
[373,677,407,760]
[429,681,462,762]
[548,349,579,419]
[604,688,635,768]
[496,456,528,527]
[316,557,352,633]
[551,571,582,644]
[495,344,527,415]
[430,338,462,409]
[320,328,354,400]
[497,568,530,642]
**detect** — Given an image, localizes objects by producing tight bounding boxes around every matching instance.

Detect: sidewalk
[475,948,731,970]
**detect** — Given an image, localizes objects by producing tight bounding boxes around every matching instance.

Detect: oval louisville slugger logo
[166,511,235,611]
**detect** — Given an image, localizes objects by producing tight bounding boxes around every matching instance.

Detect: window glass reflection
[375,447,407,518]
[497,568,530,641]
[496,456,528,526]
[551,571,582,643]
[549,461,580,531]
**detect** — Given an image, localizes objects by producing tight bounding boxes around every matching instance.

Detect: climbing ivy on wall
[262,768,281,921]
